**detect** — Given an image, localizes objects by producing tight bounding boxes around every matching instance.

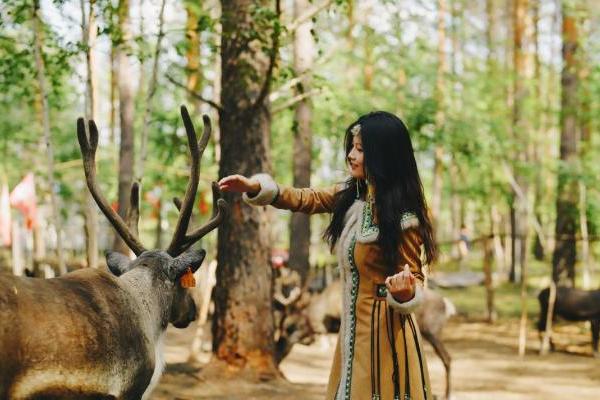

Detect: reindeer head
[77,106,227,329]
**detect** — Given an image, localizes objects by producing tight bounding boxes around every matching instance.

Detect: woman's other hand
[218,174,261,196]
[385,264,416,303]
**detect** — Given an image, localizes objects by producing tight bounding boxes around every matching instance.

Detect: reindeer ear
[170,249,206,281]
[105,251,132,277]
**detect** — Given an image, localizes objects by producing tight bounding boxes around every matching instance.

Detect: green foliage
[0,0,597,274]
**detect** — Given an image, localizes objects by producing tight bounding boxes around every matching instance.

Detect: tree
[288,0,315,284]
[81,0,99,269]
[210,0,282,379]
[431,0,448,226]
[113,0,136,255]
[33,0,66,275]
[552,0,579,286]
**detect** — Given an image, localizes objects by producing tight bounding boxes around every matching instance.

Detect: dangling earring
[365,173,375,205]
[355,179,360,199]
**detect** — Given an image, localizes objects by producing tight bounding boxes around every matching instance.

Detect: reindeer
[537,286,600,357]
[275,281,456,400]
[0,106,226,400]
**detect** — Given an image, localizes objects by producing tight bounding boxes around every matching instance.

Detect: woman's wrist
[391,288,415,303]
[246,180,261,197]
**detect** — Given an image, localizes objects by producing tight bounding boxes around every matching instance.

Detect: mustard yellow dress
[244,174,431,400]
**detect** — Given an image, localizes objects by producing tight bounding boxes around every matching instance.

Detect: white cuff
[242,173,279,206]
[386,285,423,314]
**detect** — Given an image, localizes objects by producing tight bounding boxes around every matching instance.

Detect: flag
[10,173,38,230]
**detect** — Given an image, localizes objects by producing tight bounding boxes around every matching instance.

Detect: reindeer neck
[120,268,173,340]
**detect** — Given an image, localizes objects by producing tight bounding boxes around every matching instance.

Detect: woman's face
[347,133,365,179]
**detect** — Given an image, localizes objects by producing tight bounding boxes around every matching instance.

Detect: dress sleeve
[397,227,425,283]
[386,226,426,314]
[242,173,340,214]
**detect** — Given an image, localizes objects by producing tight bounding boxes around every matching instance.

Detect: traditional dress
[244,174,431,400]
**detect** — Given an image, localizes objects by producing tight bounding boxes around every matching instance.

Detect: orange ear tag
[180,267,196,288]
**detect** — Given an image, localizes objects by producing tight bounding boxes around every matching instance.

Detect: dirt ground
[151,318,600,400]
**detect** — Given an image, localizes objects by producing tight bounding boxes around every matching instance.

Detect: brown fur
[0,249,203,400]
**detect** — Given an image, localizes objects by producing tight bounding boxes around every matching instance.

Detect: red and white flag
[0,183,11,246]
[10,173,38,230]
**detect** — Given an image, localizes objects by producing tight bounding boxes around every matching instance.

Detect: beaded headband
[350,124,361,136]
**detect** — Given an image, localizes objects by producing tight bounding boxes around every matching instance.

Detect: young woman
[218,111,437,400]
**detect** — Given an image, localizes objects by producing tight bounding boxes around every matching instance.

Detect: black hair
[323,111,437,273]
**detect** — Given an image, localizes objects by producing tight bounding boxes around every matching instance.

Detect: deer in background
[537,286,600,357]
[0,106,226,400]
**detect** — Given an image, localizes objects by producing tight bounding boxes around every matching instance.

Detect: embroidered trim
[357,201,420,244]
[335,201,362,400]
[400,212,419,230]
[361,200,378,237]
[339,235,360,400]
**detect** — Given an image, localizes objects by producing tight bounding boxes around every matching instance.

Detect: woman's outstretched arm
[218,173,340,214]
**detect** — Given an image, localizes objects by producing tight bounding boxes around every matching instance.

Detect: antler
[126,182,140,238]
[77,119,147,256]
[166,106,214,255]
[78,106,226,258]
[170,182,228,256]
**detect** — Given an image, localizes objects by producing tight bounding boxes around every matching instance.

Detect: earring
[355,179,360,199]
[365,173,375,204]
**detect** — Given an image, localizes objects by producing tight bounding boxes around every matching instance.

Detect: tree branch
[272,88,323,114]
[502,162,547,250]
[251,0,282,110]
[286,0,333,33]
[166,74,223,113]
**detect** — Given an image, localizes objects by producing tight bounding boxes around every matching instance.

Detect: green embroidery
[361,200,379,237]
[341,235,360,400]
[400,212,418,230]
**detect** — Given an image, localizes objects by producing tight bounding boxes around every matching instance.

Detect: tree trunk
[431,0,447,226]
[512,0,533,355]
[33,0,66,275]
[531,0,545,261]
[109,7,118,146]
[288,0,314,284]
[113,0,135,255]
[552,2,578,286]
[511,0,531,287]
[577,7,591,289]
[136,0,167,182]
[483,235,496,323]
[81,0,99,269]
[210,0,280,379]
[185,0,207,365]
[185,1,202,113]
[509,203,517,282]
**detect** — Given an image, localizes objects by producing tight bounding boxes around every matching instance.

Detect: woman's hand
[385,264,416,303]
[218,174,261,196]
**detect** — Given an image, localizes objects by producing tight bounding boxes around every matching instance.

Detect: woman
[218,111,437,400]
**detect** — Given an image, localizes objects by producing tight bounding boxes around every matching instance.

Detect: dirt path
[151,319,600,399]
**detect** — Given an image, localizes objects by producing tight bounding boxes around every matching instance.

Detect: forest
[0,0,599,399]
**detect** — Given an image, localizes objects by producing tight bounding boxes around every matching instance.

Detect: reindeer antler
[166,106,217,256]
[77,119,147,256]
[78,106,226,258]
[170,182,227,255]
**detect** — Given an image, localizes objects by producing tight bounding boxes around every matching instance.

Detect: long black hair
[323,111,437,273]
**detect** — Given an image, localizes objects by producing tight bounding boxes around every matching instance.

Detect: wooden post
[483,235,496,323]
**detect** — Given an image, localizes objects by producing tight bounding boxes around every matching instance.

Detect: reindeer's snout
[171,294,198,329]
